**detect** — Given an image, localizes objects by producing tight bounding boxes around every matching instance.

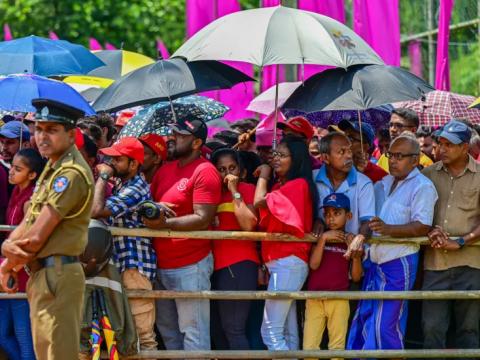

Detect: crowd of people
[0,103,479,360]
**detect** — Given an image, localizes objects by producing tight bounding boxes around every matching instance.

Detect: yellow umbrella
[63,75,114,89]
[469,97,480,109]
[89,50,155,80]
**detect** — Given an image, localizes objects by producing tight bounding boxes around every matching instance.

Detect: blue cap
[0,121,30,141]
[338,119,375,147]
[321,193,350,211]
[437,120,471,145]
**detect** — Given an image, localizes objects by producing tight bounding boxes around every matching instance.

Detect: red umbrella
[395,90,480,127]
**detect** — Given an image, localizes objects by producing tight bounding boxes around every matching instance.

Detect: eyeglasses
[272,151,291,159]
[389,122,412,129]
[385,152,419,160]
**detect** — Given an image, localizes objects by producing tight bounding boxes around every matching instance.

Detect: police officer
[0,98,94,359]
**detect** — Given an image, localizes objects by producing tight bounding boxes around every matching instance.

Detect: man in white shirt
[347,133,438,351]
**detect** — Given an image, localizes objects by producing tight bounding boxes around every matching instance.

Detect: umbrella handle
[232,124,259,150]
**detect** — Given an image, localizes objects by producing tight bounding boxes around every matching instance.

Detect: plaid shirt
[106,174,157,281]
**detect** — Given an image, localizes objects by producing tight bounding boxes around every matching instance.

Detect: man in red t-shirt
[145,116,221,352]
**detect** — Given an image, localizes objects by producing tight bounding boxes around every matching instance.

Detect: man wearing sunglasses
[377,108,433,172]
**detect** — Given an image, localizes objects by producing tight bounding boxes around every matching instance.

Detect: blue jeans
[0,299,35,360]
[154,253,213,354]
[261,255,308,352]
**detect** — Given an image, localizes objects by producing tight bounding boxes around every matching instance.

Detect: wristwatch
[99,172,111,181]
[233,192,242,200]
[454,237,465,248]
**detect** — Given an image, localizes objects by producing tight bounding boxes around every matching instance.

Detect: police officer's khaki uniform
[25,145,94,359]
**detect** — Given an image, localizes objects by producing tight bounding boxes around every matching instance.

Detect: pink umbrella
[395,90,480,126]
[247,81,301,115]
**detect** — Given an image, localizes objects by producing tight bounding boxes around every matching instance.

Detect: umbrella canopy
[469,97,480,109]
[173,5,383,68]
[0,74,95,115]
[0,35,105,76]
[395,90,480,126]
[80,87,105,103]
[119,95,228,138]
[283,64,435,113]
[93,58,254,113]
[88,50,155,80]
[247,81,302,115]
[63,75,114,89]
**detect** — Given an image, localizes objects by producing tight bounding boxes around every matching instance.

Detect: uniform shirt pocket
[458,188,479,211]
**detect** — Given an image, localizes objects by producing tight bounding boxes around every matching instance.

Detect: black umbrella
[93,57,254,112]
[282,64,435,112]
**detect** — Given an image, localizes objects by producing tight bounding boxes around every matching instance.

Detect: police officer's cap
[31,98,85,126]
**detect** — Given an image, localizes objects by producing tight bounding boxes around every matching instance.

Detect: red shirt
[307,243,350,291]
[150,158,221,269]
[213,183,259,270]
[363,161,388,183]
[259,178,312,263]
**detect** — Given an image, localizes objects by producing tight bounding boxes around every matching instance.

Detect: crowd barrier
[0,225,477,358]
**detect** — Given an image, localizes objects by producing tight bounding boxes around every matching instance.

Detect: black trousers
[211,260,258,350]
[422,266,480,359]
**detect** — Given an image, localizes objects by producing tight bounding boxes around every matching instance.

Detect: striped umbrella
[97,289,119,360]
[395,90,480,126]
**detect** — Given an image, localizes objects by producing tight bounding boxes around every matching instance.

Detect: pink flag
[435,0,455,90]
[89,38,103,51]
[105,42,117,50]
[353,0,400,66]
[48,31,59,40]
[3,24,12,41]
[186,0,255,121]
[298,0,345,80]
[408,40,423,78]
[156,39,170,59]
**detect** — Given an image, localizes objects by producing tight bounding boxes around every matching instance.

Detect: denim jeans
[154,253,213,354]
[261,255,308,352]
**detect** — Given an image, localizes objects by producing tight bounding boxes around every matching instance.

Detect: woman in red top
[254,136,319,352]
[0,148,44,360]
[210,148,259,350]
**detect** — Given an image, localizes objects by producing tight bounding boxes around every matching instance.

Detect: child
[0,148,45,360]
[303,193,363,360]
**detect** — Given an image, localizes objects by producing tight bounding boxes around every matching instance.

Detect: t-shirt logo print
[177,178,189,191]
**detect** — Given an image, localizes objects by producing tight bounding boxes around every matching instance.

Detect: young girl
[254,136,319,352]
[0,148,45,360]
[210,148,259,350]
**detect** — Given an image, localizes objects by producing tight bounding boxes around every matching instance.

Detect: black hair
[238,151,262,185]
[211,148,245,175]
[416,125,434,138]
[82,134,98,159]
[15,148,46,180]
[319,132,349,154]
[280,136,319,220]
[89,112,116,141]
[392,108,419,128]
[77,120,103,144]
[377,128,390,140]
[213,130,240,147]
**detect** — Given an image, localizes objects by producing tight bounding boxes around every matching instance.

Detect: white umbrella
[247,81,302,115]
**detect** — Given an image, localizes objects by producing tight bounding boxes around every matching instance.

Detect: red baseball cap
[278,116,314,140]
[139,133,167,161]
[99,137,144,164]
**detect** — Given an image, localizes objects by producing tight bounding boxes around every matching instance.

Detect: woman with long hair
[210,148,259,350]
[254,136,319,352]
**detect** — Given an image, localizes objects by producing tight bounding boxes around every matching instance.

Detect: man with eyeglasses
[347,133,438,353]
[377,108,433,172]
[421,120,480,355]
[338,119,387,183]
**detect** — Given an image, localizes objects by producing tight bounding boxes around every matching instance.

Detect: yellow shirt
[377,152,433,172]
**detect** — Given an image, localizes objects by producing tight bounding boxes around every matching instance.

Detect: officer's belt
[25,255,79,274]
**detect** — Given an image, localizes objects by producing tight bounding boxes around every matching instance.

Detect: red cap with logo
[99,137,144,164]
[139,133,167,161]
[278,116,314,140]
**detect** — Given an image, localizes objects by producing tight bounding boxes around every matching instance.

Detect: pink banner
[3,24,12,41]
[408,40,423,78]
[89,38,103,50]
[297,0,345,80]
[156,39,170,59]
[435,0,455,90]
[105,42,117,50]
[353,0,400,66]
[186,0,255,121]
[48,31,59,40]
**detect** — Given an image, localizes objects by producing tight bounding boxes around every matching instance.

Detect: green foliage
[450,44,480,96]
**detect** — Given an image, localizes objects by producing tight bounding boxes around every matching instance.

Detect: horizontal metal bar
[401,18,480,43]
[112,349,480,359]
[4,290,480,301]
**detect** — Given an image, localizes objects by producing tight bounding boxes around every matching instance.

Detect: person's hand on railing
[312,219,325,240]
[428,226,460,250]
[368,216,390,235]
[142,210,167,230]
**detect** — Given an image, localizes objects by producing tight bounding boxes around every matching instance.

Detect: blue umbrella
[0,35,104,76]
[0,74,95,115]
[119,95,228,138]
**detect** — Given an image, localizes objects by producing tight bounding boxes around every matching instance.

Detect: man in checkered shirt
[91,136,157,357]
